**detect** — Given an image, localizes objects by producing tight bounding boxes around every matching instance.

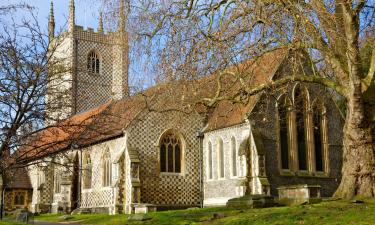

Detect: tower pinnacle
[48,1,55,39]
[98,12,104,33]
[118,0,125,33]
[68,0,75,33]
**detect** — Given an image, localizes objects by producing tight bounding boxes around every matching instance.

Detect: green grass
[27,198,375,225]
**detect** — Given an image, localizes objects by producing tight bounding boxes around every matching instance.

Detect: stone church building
[11,0,344,215]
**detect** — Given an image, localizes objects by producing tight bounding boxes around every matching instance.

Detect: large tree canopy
[115,0,374,198]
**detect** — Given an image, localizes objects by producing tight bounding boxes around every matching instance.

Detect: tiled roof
[15,47,289,162]
[5,168,32,189]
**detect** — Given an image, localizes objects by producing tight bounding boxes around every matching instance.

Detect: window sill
[296,171,312,177]
[101,186,113,191]
[315,172,330,178]
[279,170,294,176]
[160,172,185,177]
[82,188,93,193]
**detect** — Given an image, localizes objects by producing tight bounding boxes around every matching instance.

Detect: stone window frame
[292,83,312,175]
[230,136,239,178]
[217,138,225,179]
[83,153,92,189]
[276,93,293,175]
[158,129,186,176]
[102,149,112,187]
[87,50,101,75]
[206,140,214,181]
[54,169,62,194]
[13,190,27,206]
[37,168,45,188]
[311,99,330,176]
[277,83,330,177]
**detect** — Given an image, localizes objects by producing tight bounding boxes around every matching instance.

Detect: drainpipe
[1,186,5,220]
[197,123,209,208]
[0,171,4,220]
[72,143,81,210]
[196,131,204,208]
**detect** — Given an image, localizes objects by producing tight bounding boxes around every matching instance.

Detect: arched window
[294,85,308,171]
[313,101,325,172]
[218,138,224,178]
[37,169,45,187]
[83,154,92,189]
[102,150,112,187]
[13,191,26,205]
[231,137,237,177]
[277,94,291,170]
[54,170,61,193]
[87,51,100,74]
[207,141,213,179]
[160,131,182,173]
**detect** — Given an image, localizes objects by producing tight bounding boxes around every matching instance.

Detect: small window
[54,171,61,193]
[13,191,26,205]
[160,131,182,173]
[83,154,92,189]
[231,137,237,177]
[218,138,224,178]
[37,169,45,187]
[207,141,213,179]
[87,51,100,74]
[102,151,112,187]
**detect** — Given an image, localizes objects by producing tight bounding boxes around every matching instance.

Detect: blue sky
[4,0,101,32]
[2,0,157,91]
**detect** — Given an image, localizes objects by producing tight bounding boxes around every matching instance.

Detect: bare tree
[99,0,374,198]
[0,3,76,202]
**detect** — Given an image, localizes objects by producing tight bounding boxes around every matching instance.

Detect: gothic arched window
[87,51,100,74]
[294,85,309,171]
[37,169,45,187]
[160,131,182,173]
[13,191,26,206]
[207,141,213,179]
[231,137,237,177]
[313,101,326,172]
[277,94,291,170]
[54,170,61,193]
[83,153,92,189]
[218,138,224,178]
[102,150,112,187]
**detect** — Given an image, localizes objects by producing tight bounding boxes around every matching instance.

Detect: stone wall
[127,110,204,208]
[47,26,128,121]
[249,82,344,197]
[79,136,127,215]
[203,123,249,206]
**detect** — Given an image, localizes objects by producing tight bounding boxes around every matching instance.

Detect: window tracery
[87,51,100,74]
[160,131,182,173]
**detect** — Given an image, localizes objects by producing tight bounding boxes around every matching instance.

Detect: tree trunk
[334,87,375,198]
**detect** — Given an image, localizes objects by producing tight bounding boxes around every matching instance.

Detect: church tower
[46,0,129,124]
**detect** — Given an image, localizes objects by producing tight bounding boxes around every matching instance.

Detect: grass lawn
[3,198,374,225]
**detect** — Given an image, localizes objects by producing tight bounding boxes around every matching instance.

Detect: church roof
[4,168,32,189]
[14,47,289,162]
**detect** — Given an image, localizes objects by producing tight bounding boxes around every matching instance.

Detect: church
[5,0,344,215]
